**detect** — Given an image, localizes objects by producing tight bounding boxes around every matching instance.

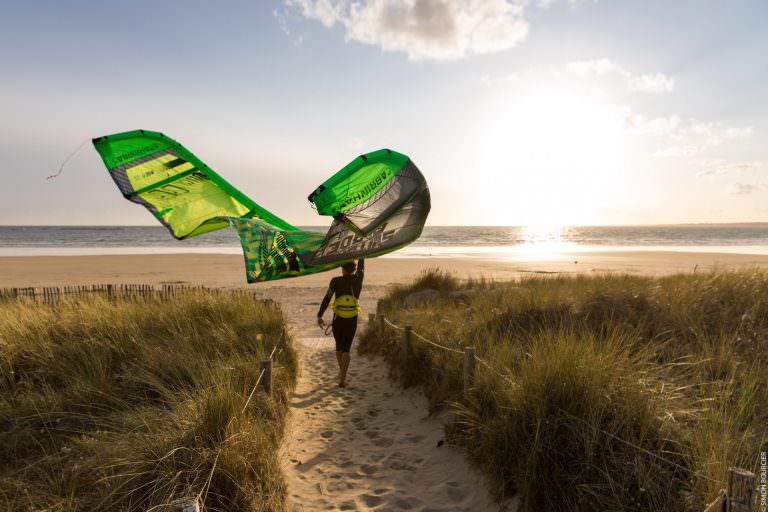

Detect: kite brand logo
[314,223,395,259]
[340,169,389,209]
[113,144,161,165]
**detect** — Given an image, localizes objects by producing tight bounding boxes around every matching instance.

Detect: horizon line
[3,222,768,229]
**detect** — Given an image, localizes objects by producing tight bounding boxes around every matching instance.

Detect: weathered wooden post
[107,284,114,299]
[260,358,273,396]
[379,314,385,333]
[404,325,413,358]
[170,497,201,512]
[726,467,756,512]
[464,347,476,393]
[368,313,375,326]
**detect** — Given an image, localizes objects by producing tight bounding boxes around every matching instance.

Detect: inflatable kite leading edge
[91,129,430,282]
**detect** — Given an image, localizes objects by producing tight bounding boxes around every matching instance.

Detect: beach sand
[4,250,768,511]
[4,250,768,289]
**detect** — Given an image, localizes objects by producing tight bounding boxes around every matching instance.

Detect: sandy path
[279,294,505,512]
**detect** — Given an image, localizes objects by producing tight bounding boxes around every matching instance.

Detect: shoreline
[4,250,768,289]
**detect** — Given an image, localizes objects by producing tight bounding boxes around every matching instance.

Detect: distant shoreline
[3,244,768,258]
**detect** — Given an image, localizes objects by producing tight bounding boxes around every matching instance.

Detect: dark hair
[342,262,356,273]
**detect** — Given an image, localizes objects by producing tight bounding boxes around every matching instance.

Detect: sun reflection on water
[518,224,576,259]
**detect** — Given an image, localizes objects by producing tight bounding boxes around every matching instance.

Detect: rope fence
[371,312,758,511]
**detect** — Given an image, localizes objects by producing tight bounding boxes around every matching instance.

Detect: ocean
[2,225,768,257]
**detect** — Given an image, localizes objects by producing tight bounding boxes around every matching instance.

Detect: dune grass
[360,269,768,512]
[0,290,296,512]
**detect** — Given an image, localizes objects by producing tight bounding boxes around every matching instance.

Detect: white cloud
[612,104,755,150]
[728,182,767,195]
[567,58,622,76]
[273,8,305,45]
[697,161,764,177]
[628,73,675,94]
[567,59,675,94]
[681,121,754,146]
[289,0,341,27]
[283,0,529,60]
[653,145,700,159]
[537,0,594,9]
[612,104,681,135]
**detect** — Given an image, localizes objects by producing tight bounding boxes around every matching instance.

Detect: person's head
[341,261,356,275]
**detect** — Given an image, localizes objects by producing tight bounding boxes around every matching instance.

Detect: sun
[470,82,628,226]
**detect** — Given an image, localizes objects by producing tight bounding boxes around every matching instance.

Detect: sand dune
[3,251,768,510]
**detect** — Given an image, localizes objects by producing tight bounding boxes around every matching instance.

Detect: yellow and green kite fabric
[92,130,431,282]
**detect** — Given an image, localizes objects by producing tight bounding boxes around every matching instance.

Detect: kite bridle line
[46,138,90,180]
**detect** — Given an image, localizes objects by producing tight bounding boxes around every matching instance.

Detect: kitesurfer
[317,259,364,387]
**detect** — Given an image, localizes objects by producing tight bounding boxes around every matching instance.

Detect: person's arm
[317,281,334,325]
[354,259,365,297]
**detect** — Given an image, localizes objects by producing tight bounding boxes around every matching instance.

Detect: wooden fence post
[260,358,273,396]
[379,314,385,333]
[404,325,413,358]
[727,467,756,512]
[170,497,201,512]
[368,313,375,326]
[464,347,476,393]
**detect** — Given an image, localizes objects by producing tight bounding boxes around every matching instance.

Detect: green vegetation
[360,269,768,512]
[0,291,296,512]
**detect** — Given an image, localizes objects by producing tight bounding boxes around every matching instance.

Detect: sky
[1,0,766,227]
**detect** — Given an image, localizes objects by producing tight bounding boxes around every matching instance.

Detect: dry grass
[0,290,296,512]
[361,269,768,512]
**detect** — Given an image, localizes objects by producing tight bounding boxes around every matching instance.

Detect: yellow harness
[331,294,361,318]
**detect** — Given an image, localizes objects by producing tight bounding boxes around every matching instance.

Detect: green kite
[92,130,430,282]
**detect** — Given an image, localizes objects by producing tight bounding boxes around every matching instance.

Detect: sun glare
[472,82,627,226]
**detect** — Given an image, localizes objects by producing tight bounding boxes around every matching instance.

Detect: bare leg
[339,352,351,387]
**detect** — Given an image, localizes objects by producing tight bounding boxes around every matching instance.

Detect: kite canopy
[92,130,430,282]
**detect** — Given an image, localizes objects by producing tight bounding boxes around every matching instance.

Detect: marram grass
[360,269,768,512]
[0,290,296,512]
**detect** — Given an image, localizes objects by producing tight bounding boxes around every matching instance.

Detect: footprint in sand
[394,496,423,510]
[361,493,384,507]
[387,459,415,471]
[359,463,378,475]
[445,481,467,503]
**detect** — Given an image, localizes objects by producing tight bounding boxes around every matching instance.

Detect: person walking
[317,258,364,387]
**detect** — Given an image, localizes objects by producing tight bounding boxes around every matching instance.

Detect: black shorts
[332,316,358,353]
